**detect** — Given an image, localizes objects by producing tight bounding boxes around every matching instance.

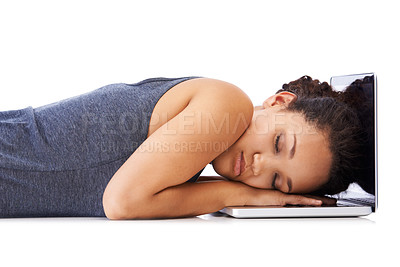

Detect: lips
[240,152,246,174]
[234,151,246,176]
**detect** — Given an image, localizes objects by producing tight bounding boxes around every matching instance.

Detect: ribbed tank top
[0,77,204,217]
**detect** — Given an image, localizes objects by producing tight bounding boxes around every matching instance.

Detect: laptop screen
[330,73,377,202]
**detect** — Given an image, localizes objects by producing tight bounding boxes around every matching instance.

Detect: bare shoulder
[149,77,254,137]
[185,77,254,119]
[186,77,253,103]
[186,78,254,143]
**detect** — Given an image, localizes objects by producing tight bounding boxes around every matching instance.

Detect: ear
[262,91,298,109]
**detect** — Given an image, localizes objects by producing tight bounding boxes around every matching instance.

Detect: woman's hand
[304,194,337,206]
[237,184,328,207]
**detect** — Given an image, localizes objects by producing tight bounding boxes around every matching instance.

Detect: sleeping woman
[0,75,373,219]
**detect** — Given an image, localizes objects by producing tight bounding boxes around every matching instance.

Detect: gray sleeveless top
[0,77,205,218]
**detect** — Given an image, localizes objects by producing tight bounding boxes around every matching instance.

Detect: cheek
[290,172,327,194]
[244,175,272,189]
[243,122,273,150]
[252,115,271,135]
[288,149,332,193]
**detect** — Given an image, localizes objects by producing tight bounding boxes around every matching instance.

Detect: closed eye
[274,134,281,153]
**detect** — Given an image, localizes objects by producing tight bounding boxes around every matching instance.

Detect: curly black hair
[276,75,374,195]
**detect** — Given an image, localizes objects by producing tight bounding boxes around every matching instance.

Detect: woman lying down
[0,75,373,219]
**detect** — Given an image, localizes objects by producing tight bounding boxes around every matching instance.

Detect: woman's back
[0,77,199,217]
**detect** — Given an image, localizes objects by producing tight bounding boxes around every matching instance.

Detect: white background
[0,0,398,266]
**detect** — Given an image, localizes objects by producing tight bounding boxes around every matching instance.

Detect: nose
[252,152,278,176]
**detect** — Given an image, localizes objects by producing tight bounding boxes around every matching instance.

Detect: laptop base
[220,205,372,218]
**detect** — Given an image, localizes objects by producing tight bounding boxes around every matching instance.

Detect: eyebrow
[289,133,296,159]
[287,134,296,193]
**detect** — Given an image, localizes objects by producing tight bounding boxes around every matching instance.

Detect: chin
[211,156,233,179]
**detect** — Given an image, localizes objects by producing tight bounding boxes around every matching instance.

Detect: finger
[283,195,323,206]
[304,195,337,205]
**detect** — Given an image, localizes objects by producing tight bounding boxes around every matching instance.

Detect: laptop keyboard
[329,183,376,207]
[336,197,375,207]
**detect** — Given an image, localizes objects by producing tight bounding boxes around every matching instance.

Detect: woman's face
[211,92,332,194]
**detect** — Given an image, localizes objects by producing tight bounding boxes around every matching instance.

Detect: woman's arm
[102,79,254,219]
[105,176,324,219]
[107,179,326,219]
[111,180,245,219]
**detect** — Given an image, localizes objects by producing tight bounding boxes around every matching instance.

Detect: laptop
[219,73,377,218]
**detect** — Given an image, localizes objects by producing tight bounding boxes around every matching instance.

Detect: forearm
[115,181,246,219]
